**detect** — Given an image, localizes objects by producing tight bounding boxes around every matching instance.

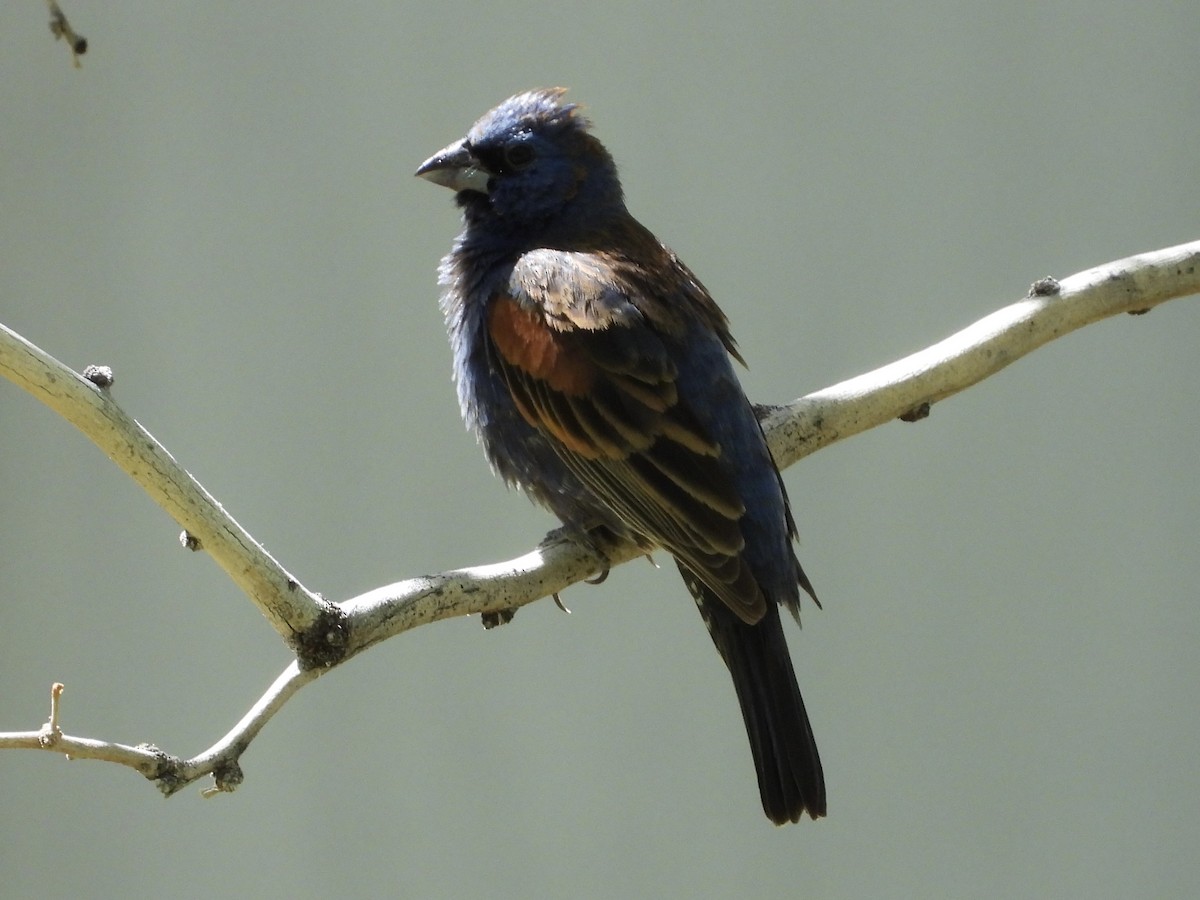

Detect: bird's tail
[682,567,826,823]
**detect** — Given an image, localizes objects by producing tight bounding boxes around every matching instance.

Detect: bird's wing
[486,248,767,624]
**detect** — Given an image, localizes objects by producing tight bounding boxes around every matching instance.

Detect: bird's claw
[584,566,609,585]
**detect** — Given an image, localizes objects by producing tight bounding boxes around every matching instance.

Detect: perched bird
[417,89,825,823]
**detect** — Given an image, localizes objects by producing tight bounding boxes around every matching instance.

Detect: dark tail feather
[681,568,826,823]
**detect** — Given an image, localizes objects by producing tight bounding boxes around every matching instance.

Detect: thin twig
[37,682,64,748]
[0,666,319,795]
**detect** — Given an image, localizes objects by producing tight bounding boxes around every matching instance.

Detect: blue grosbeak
[417,89,825,823]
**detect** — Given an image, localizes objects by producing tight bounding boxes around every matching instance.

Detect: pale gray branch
[763,240,1200,467]
[1,238,1197,795]
[0,323,327,638]
[0,668,318,796]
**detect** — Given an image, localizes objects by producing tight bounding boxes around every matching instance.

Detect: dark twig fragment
[47,1,87,68]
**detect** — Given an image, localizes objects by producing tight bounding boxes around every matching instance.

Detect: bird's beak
[415,139,493,194]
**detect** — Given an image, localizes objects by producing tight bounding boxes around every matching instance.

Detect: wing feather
[486,252,767,624]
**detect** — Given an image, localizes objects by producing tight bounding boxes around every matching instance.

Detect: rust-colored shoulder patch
[488,293,595,395]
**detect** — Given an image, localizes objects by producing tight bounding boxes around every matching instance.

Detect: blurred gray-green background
[2,3,1198,897]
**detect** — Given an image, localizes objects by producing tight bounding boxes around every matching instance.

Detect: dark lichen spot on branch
[752,402,785,424]
[137,747,188,795]
[293,603,351,670]
[481,608,517,629]
[212,759,245,792]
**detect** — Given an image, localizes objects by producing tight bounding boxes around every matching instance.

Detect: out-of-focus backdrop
[2,3,1197,897]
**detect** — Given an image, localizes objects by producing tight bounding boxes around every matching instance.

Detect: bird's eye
[503,142,535,170]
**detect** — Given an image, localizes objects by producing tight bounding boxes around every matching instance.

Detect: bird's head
[416,88,625,241]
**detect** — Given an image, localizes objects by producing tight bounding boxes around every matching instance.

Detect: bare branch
[762,239,1200,469]
[0,322,331,641]
[0,239,1197,794]
[0,666,320,795]
[1,682,167,778]
[183,662,318,798]
[340,529,626,657]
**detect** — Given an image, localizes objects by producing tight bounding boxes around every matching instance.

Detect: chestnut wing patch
[487,294,595,396]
